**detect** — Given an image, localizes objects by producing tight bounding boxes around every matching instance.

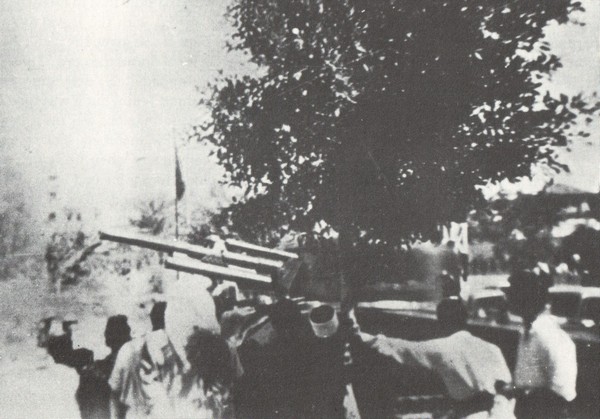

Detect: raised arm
[346,309,436,371]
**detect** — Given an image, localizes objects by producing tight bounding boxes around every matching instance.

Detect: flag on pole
[175,150,185,201]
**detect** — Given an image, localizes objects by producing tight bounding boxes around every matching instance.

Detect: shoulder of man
[108,338,145,390]
[533,315,575,348]
[456,331,506,356]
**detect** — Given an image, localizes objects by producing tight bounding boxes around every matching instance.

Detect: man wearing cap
[349,299,514,418]
[307,304,361,419]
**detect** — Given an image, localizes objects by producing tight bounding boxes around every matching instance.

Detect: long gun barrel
[221,238,298,261]
[165,255,272,291]
[99,230,284,273]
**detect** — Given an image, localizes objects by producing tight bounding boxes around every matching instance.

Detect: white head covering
[309,305,339,339]
[165,274,220,370]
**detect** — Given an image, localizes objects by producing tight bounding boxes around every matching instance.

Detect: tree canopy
[198,0,593,248]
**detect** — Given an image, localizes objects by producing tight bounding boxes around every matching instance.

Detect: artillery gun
[99,229,303,301]
[98,230,600,416]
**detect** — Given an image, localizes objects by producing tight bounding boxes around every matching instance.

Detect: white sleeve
[491,346,512,385]
[547,336,577,401]
[108,342,132,394]
[357,332,436,370]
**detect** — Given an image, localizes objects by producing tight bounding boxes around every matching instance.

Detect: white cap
[309,305,339,339]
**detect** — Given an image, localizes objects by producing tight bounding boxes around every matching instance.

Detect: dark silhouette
[184,330,234,391]
[181,329,235,418]
[44,319,93,371]
[150,301,166,331]
[76,315,131,419]
[235,299,312,418]
[439,272,461,299]
[436,298,468,336]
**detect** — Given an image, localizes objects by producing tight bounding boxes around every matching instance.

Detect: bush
[129,200,167,235]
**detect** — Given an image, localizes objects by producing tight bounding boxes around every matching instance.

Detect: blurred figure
[77,315,131,419]
[350,299,513,418]
[149,301,166,331]
[108,276,221,418]
[175,329,235,418]
[442,241,462,288]
[505,270,577,419]
[306,305,361,419]
[234,298,311,418]
[440,270,461,299]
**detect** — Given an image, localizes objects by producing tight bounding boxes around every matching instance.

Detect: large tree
[197,0,594,286]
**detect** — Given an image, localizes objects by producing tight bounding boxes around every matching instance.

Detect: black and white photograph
[0,1,598,418]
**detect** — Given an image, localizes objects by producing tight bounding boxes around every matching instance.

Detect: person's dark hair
[150,302,167,331]
[507,269,551,335]
[269,298,304,339]
[182,328,234,395]
[104,315,131,352]
[47,334,73,364]
[436,298,468,334]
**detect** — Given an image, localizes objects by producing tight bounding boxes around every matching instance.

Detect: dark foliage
[197,1,596,279]
[129,200,167,236]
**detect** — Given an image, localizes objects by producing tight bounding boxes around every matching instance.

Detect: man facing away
[504,269,577,419]
[108,276,221,419]
[77,315,132,419]
[349,298,514,418]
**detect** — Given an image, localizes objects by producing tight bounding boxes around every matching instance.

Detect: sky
[1,0,247,229]
[0,0,598,231]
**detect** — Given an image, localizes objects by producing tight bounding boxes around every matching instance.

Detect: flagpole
[174,142,180,281]
[174,143,179,241]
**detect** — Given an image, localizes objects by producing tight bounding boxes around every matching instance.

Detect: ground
[0,261,164,418]
[0,262,510,418]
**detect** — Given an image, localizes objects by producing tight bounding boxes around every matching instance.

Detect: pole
[175,193,179,240]
[174,143,179,241]
[174,143,180,280]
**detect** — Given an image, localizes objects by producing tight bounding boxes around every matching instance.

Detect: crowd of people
[39,267,578,419]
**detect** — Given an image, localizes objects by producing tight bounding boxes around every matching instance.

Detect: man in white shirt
[513,314,577,403]
[350,298,514,418]
[505,269,577,418]
[109,275,221,418]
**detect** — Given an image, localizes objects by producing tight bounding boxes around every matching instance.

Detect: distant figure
[443,241,462,285]
[77,315,131,419]
[439,271,461,298]
[506,270,577,419]
[350,299,514,418]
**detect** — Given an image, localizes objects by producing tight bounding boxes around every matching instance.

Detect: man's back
[426,331,511,400]
[357,330,511,401]
[514,314,577,402]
